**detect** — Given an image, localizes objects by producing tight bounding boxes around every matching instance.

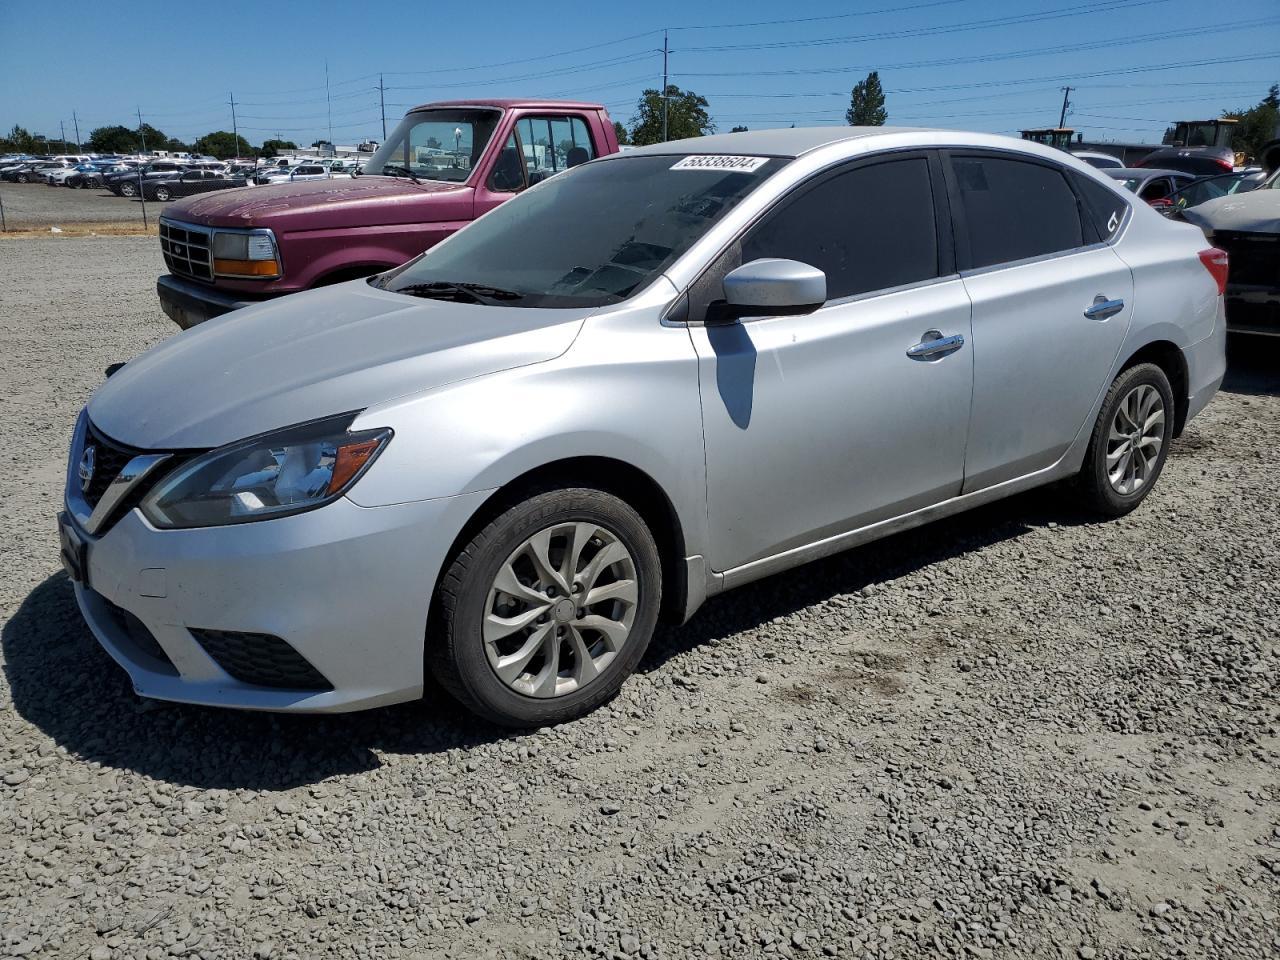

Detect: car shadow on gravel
[2,573,505,791]
[1223,335,1280,396]
[3,487,1095,789]
[641,485,1102,672]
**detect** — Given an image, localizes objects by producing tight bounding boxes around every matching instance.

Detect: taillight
[1198,247,1229,296]
[1214,157,1233,173]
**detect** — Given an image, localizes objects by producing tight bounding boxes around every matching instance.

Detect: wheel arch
[430,456,692,629]
[1117,339,1189,436]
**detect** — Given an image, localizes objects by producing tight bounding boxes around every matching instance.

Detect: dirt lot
[0,181,163,233]
[0,236,1277,960]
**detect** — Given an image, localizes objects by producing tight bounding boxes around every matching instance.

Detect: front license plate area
[58,511,89,586]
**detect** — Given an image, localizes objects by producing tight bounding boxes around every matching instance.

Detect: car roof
[408,98,605,112]
[624,126,937,159]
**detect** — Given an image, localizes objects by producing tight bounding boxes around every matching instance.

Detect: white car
[1071,150,1125,170]
[288,164,331,182]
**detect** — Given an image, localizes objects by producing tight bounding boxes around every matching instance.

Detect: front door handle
[1084,295,1125,320]
[907,331,965,360]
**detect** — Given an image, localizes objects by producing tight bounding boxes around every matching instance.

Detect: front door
[944,151,1134,491]
[688,152,975,573]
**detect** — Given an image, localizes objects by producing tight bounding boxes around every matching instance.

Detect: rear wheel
[429,488,661,727]
[1076,362,1174,516]
[118,180,136,197]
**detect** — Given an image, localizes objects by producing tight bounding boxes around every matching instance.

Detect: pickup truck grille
[160,220,213,282]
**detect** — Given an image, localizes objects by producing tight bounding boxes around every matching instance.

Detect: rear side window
[742,157,940,300]
[949,155,1083,269]
[1072,172,1128,241]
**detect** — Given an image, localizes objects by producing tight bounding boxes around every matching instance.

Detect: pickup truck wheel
[429,487,661,727]
[154,186,172,201]
[119,181,136,197]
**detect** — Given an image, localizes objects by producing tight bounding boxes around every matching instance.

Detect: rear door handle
[1084,295,1124,320]
[906,331,965,360]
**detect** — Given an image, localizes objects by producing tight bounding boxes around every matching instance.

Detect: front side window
[741,157,940,301]
[950,155,1083,269]
[381,154,789,308]
[365,108,502,184]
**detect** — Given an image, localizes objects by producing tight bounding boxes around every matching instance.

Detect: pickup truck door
[472,112,601,218]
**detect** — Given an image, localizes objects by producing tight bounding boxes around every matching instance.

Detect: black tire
[1075,362,1175,517]
[16,174,29,183]
[154,186,171,201]
[119,180,136,197]
[429,487,662,727]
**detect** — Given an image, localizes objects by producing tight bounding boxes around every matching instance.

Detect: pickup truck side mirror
[710,258,827,324]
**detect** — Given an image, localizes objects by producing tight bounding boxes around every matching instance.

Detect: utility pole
[661,30,669,143]
[59,120,67,153]
[378,73,387,140]
[136,107,148,229]
[230,91,240,158]
[325,59,333,147]
[72,110,81,151]
[1058,86,1072,129]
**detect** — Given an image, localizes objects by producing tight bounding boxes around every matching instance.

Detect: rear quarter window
[1072,172,1129,242]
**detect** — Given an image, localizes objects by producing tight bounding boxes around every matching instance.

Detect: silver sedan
[62,128,1227,726]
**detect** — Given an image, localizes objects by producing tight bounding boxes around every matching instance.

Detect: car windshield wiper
[380,163,422,184]
[394,281,525,306]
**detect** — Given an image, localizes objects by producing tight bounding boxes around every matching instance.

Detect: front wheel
[1075,362,1175,517]
[429,488,662,727]
[118,181,136,197]
[153,186,172,201]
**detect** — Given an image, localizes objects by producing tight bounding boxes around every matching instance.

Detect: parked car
[143,169,249,201]
[66,127,1225,725]
[156,98,619,328]
[1071,150,1124,170]
[75,162,139,189]
[3,160,64,183]
[288,164,331,182]
[1160,170,1265,214]
[1179,166,1280,337]
[1104,167,1197,206]
[47,162,94,186]
[252,166,293,186]
[105,160,189,197]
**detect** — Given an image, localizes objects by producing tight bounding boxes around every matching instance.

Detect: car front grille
[160,220,213,282]
[1217,231,1279,289]
[190,629,333,691]
[72,420,191,535]
[82,423,136,511]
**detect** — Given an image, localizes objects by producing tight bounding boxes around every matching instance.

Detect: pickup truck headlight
[140,416,391,528]
[212,230,281,278]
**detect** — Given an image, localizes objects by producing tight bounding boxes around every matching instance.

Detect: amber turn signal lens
[213,258,280,277]
[327,439,383,495]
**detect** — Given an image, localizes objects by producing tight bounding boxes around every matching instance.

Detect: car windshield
[380,153,790,308]
[1116,177,1143,194]
[1170,173,1260,209]
[364,108,503,184]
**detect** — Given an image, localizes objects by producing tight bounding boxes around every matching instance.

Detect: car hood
[166,176,472,229]
[1181,190,1280,234]
[88,281,593,450]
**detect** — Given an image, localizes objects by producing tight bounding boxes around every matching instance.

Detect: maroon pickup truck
[156,98,620,328]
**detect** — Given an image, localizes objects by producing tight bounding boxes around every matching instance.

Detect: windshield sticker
[671,155,769,172]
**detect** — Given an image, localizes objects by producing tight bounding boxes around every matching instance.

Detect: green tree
[0,125,38,152]
[260,138,297,158]
[846,71,887,126]
[1222,83,1280,162]
[612,120,628,145]
[88,125,139,154]
[194,131,254,159]
[628,85,715,145]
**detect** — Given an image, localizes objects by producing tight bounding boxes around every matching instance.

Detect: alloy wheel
[1106,383,1165,495]
[483,521,638,699]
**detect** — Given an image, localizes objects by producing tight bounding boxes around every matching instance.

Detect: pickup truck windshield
[381,154,789,308]
[364,108,502,184]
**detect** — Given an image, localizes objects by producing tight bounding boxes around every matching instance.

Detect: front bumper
[156,274,262,330]
[67,490,491,712]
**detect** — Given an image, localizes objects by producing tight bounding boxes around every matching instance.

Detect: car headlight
[212,230,281,278]
[140,415,391,528]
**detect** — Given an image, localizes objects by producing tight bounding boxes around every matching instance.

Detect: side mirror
[712,258,827,324]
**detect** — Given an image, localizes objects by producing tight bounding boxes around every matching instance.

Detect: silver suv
[62,128,1227,726]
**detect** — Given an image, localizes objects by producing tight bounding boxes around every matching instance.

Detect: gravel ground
[1,237,1277,960]
[0,183,161,230]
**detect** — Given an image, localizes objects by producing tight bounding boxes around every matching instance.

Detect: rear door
[945,151,1134,491]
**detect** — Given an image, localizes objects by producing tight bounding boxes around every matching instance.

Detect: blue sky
[1,0,1276,148]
